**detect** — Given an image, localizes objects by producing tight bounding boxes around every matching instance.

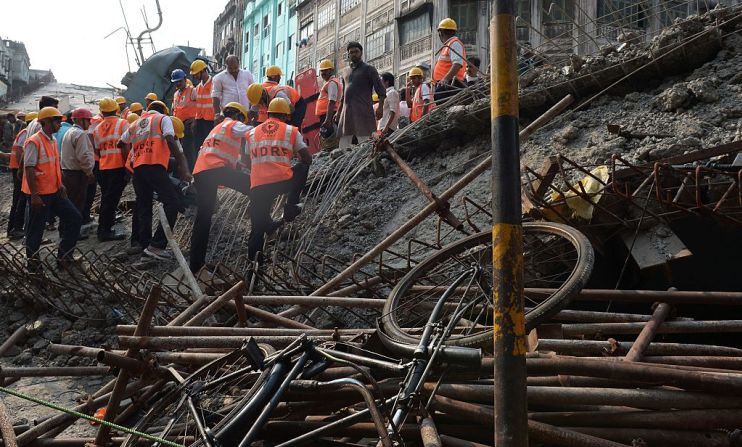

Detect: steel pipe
[625,302,673,362]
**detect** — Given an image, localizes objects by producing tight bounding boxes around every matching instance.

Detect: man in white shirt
[60,108,95,217]
[212,55,255,124]
[378,72,400,136]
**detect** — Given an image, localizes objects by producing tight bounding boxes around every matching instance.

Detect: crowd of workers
[0,17,475,274]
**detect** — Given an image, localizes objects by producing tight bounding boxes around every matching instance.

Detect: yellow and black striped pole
[491,1,528,447]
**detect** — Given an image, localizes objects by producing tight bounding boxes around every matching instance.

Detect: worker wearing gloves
[22,107,82,270]
[191,59,215,158]
[433,18,467,102]
[244,98,311,262]
[6,112,37,239]
[407,67,435,123]
[118,101,192,260]
[60,108,95,221]
[92,98,129,241]
[189,102,253,273]
[171,68,198,170]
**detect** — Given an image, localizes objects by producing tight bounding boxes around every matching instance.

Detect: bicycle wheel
[120,348,266,447]
[380,222,594,349]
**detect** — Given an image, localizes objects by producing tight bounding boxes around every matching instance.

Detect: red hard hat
[72,108,93,120]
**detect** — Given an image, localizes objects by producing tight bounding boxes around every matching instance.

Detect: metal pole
[491,2,527,447]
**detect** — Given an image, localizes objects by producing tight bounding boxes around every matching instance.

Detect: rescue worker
[191,59,215,157]
[126,113,139,124]
[92,98,129,241]
[433,18,467,103]
[22,107,82,270]
[406,67,434,123]
[188,102,252,273]
[316,59,342,150]
[25,96,60,231]
[171,68,198,170]
[116,96,128,117]
[245,98,311,262]
[247,83,291,126]
[118,101,192,260]
[261,66,306,128]
[60,108,95,219]
[6,112,37,239]
[129,102,144,116]
[145,93,158,109]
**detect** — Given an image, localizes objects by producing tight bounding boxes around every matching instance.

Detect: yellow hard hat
[223,101,248,119]
[319,59,334,71]
[147,100,169,114]
[98,98,120,113]
[115,96,127,105]
[438,18,457,31]
[190,59,208,75]
[25,112,38,123]
[408,67,424,77]
[267,97,291,115]
[38,107,63,121]
[145,92,158,101]
[126,113,139,124]
[129,102,143,113]
[170,116,185,139]
[186,79,194,87]
[247,83,265,106]
[266,65,282,77]
[372,93,379,102]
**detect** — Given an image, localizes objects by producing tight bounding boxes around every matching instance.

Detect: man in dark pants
[191,59,215,159]
[189,102,252,273]
[92,98,129,241]
[245,98,311,262]
[5,112,36,239]
[22,107,82,270]
[171,69,198,170]
[118,101,192,259]
[60,108,95,230]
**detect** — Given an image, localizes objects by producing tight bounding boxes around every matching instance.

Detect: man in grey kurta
[338,41,386,149]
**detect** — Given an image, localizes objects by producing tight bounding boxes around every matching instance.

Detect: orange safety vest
[120,106,130,118]
[10,128,28,169]
[315,77,342,116]
[129,113,170,169]
[248,118,298,188]
[433,36,467,82]
[93,116,128,170]
[173,85,198,121]
[262,81,278,90]
[21,131,62,195]
[256,85,300,124]
[193,119,245,175]
[195,77,215,121]
[410,84,436,123]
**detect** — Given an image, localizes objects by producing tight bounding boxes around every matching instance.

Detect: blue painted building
[242,0,298,85]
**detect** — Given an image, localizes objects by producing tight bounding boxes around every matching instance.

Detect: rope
[0,385,186,447]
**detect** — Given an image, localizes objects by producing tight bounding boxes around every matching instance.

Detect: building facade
[0,39,31,101]
[213,0,246,69]
[240,0,298,85]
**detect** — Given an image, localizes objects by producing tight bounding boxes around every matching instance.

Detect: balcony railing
[400,34,431,62]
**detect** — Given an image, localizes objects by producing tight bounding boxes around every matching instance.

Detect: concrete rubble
[0,5,741,447]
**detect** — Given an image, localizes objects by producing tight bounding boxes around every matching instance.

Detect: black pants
[247,163,309,261]
[83,161,99,223]
[25,191,82,263]
[97,168,128,235]
[8,168,26,234]
[181,120,196,171]
[194,119,214,159]
[132,164,181,249]
[189,166,251,273]
[61,170,88,214]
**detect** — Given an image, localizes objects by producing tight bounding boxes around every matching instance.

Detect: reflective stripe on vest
[193,119,245,175]
[315,77,342,116]
[433,37,467,82]
[94,117,128,170]
[173,86,198,121]
[249,119,296,188]
[10,128,28,169]
[21,132,62,195]
[131,113,170,169]
[271,85,301,105]
[195,77,215,121]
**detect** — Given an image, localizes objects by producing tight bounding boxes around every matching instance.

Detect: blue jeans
[25,191,82,262]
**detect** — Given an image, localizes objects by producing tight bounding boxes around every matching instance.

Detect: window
[366,24,393,60]
[516,0,531,42]
[276,42,285,57]
[254,23,259,38]
[450,0,478,45]
[288,34,294,49]
[244,32,250,52]
[263,14,271,37]
[340,0,360,14]
[399,11,430,45]
[318,2,336,30]
[278,1,283,16]
[597,0,648,29]
[300,22,313,41]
